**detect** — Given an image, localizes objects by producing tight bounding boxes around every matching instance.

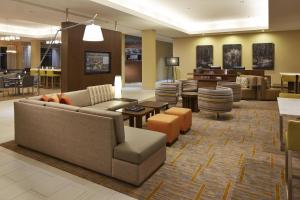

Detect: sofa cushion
[79,107,125,144]
[40,95,49,102]
[44,102,80,112]
[236,76,249,88]
[64,90,91,107]
[114,126,166,164]
[59,94,72,105]
[87,84,114,105]
[48,94,60,103]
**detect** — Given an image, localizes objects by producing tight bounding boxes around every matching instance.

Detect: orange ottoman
[147,114,180,145]
[164,107,192,133]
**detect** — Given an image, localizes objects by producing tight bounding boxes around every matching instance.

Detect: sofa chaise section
[113,126,166,185]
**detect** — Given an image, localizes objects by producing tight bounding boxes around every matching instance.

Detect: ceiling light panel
[0,23,60,38]
[91,0,269,34]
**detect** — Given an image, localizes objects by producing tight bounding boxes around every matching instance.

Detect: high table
[280,73,300,93]
[277,97,300,151]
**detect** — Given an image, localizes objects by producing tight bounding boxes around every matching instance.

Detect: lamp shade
[165,57,179,66]
[114,75,122,98]
[83,24,104,42]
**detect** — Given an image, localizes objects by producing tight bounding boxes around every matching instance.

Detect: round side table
[182,92,199,112]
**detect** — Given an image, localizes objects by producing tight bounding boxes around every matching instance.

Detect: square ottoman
[147,114,180,145]
[164,107,192,133]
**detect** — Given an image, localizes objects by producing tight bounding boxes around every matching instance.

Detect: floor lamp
[37,14,104,95]
[165,57,180,82]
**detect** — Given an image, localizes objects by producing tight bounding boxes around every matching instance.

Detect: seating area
[1,0,300,199]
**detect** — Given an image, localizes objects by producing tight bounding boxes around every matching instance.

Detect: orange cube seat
[147,114,180,145]
[164,107,192,133]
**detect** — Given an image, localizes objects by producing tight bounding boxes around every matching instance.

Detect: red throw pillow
[40,95,49,102]
[59,95,72,105]
[48,94,60,103]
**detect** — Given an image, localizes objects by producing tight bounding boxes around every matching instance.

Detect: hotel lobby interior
[1,0,300,199]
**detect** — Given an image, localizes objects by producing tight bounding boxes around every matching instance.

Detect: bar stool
[285,120,300,200]
[46,70,60,88]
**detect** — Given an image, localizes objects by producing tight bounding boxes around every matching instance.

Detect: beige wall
[156,41,173,81]
[173,30,300,84]
[142,30,156,89]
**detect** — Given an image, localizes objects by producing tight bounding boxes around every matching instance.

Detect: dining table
[277,97,300,151]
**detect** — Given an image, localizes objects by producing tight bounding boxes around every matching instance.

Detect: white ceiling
[0,0,299,41]
[92,0,268,34]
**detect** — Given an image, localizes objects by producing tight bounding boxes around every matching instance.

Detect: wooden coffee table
[116,107,154,128]
[182,92,199,112]
[139,101,169,114]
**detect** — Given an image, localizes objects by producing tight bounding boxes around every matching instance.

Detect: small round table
[182,92,199,112]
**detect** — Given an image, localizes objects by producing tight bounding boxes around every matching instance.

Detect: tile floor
[0,84,155,200]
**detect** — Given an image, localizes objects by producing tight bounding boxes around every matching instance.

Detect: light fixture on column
[114,75,122,98]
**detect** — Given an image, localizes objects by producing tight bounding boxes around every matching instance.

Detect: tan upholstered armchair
[240,75,258,100]
[257,76,280,101]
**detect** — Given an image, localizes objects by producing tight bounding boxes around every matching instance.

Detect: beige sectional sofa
[14,86,167,186]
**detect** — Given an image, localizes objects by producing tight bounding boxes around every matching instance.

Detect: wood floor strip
[275,183,280,200]
[206,153,215,168]
[240,136,245,144]
[270,154,275,169]
[238,153,244,166]
[222,181,232,200]
[206,144,214,154]
[224,138,230,146]
[194,184,206,200]
[252,145,256,158]
[239,166,246,183]
[281,167,285,186]
[196,136,203,145]
[145,181,164,200]
[171,152,183,165]
[191,165,203,182]
[180,143,188,151]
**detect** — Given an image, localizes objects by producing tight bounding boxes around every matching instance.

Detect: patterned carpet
[2,100,300,200]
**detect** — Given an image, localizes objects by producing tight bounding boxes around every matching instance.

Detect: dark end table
[139,101,169,114]
[116,107,154,128]
[182,92,199,112]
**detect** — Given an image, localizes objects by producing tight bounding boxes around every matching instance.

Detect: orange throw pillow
[59,95,72,105]
[48,94,60,103]
[40,95,49,102]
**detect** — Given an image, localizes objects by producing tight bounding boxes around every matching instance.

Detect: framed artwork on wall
[252,43,275,70]
[84,51,111,74]
[196,45,213,68]
[223,44,242,69]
